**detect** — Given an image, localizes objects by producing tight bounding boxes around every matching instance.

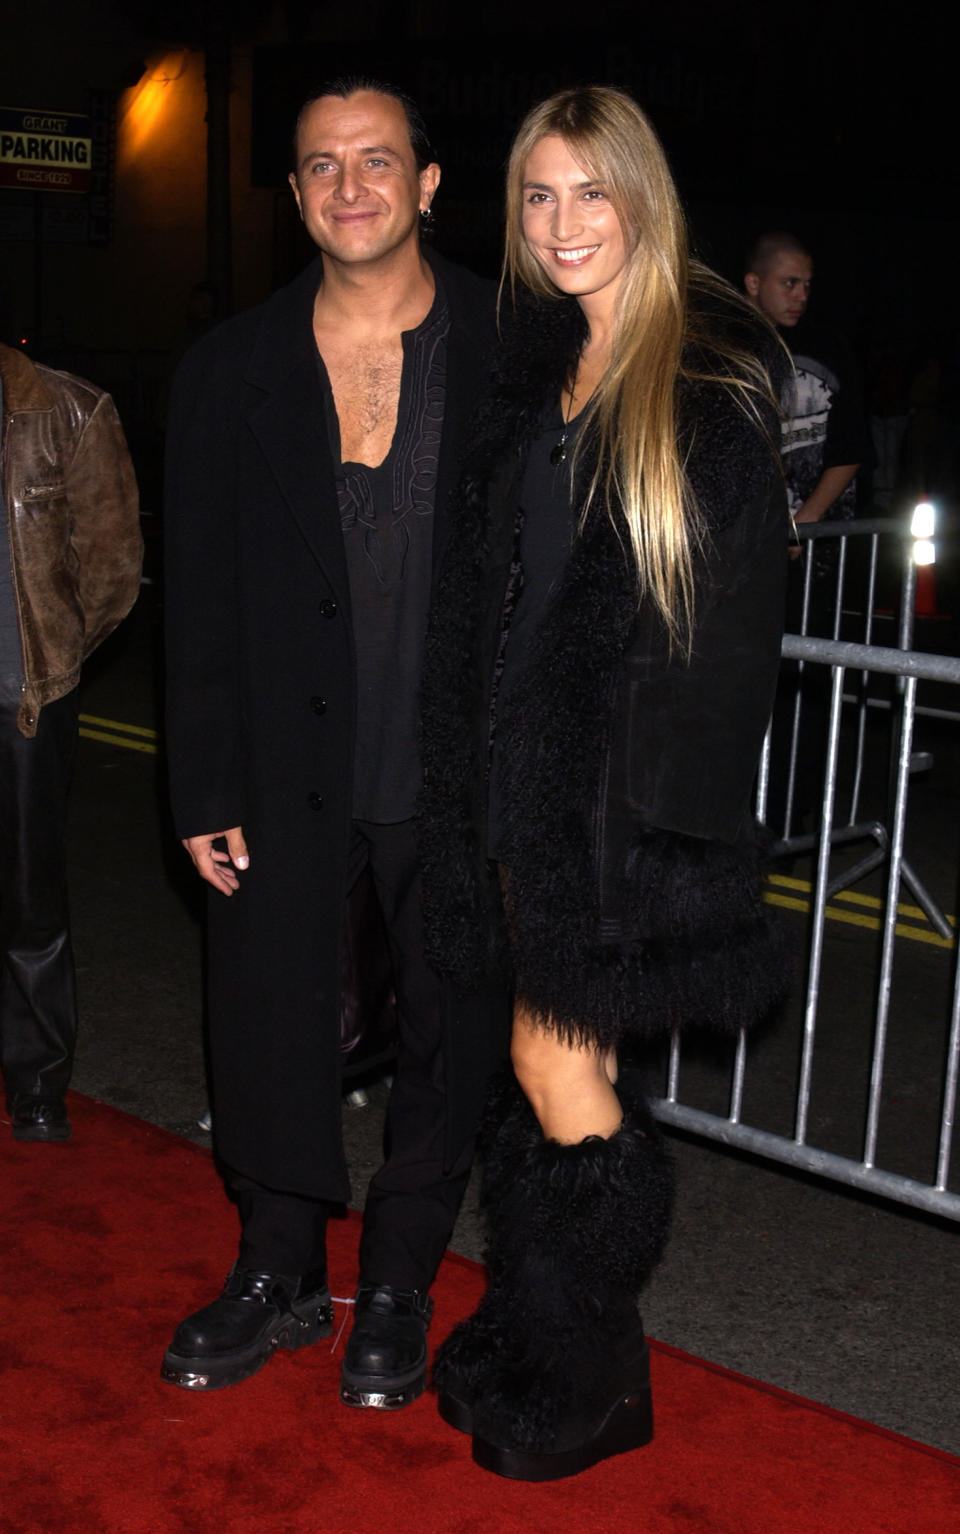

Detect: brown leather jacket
[0,344,141,736]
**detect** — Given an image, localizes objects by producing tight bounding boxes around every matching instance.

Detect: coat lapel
[243,258,350,601]
[431,313,474,575]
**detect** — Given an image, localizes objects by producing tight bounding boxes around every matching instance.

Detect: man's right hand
[182,827,249,896]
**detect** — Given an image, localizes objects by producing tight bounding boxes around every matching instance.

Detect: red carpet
[1,1094,958,1533]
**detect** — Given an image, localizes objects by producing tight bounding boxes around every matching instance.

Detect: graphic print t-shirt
[781,320,871,523]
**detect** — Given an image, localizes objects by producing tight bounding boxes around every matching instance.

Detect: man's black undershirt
[321,284,450,824]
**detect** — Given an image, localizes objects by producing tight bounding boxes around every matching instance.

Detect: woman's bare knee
[510,1007,621,1141]
[510,1009,581,1095]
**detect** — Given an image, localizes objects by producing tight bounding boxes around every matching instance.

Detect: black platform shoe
[340,1283,433,1409]
[161,1263,333,1390]
[470,1299,654,1481]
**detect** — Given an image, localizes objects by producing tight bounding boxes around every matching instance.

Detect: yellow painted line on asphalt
[79,725,157,755]
[793,881,934,924]
[78,713,158,756]
[765,875,956,950]
[79,713,158,739]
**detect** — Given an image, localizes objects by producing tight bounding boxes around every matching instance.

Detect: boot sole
[340,1361,426,1410]
[471,1384,654,1482]
[161,1293,334,1390]
[437,1388,474,1435]
[12,1121,71,1142]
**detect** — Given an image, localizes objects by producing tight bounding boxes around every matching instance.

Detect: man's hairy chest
[321,339,404,468]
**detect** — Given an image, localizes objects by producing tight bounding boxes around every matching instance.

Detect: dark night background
[1,1,957,561]
[3,1,957,325]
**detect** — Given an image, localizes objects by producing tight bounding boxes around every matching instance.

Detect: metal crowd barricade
[771,518,956,935]
[648,518,960,1221]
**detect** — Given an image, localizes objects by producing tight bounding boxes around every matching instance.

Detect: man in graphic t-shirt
[744,232,873,834]
[745,231,872,625]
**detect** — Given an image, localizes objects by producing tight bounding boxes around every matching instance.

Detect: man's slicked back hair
[292,77,436,172]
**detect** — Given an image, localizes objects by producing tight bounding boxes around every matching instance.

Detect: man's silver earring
[419,205,435,233]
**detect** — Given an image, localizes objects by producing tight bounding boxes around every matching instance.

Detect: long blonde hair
[504,86,777,644]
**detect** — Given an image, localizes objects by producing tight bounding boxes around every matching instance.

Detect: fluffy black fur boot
[434,1070,674,1480]
[433,1077,534,1432]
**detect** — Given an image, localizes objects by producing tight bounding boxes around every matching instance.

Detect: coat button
[318,599,337,619]
[310,695,327,715]
[307,791,324,810]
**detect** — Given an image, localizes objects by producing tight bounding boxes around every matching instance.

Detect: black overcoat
[419,292,790,1048]
[164,248,501,1199]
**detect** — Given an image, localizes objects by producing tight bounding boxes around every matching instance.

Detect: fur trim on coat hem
[508,827,790,1049]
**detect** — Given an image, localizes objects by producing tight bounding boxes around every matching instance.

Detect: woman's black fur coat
[418,292,790,1048]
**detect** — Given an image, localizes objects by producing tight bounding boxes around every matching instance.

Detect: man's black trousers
[229,818,473,1292]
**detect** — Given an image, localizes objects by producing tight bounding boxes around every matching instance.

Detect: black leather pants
[0,687,79,1105]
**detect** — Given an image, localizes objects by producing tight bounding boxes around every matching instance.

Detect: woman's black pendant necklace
[550,357,580,467]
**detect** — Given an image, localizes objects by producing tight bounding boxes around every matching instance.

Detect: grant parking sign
[0,107,93,193]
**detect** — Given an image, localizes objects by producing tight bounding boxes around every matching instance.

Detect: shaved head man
[745,231,867,537]
[745,232,813,328]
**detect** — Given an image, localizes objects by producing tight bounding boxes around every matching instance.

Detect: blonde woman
[418,86,788,1481]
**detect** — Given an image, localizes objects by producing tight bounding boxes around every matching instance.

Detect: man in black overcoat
[161,80,504,1409]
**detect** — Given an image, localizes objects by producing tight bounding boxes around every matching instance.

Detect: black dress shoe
[340,1283,433,1409]
[9,1097,71,1143]
[161,1263,333,1390]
